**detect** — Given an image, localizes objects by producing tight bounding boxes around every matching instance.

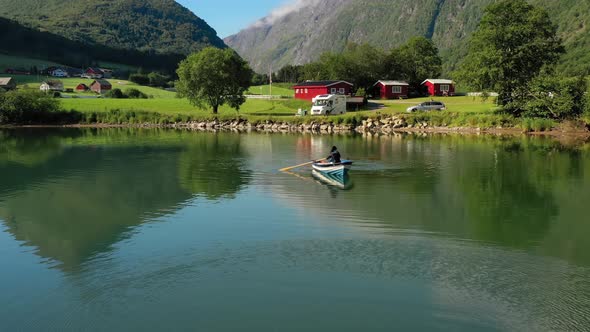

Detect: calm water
[1,128,589,331]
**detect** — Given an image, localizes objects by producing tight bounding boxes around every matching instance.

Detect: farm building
[51,68,69,77]
[293,81,353,101]
[0,77,17,91]
[84,67,104,78]
[422,79,455,96]
[373,80,409,99]
[90,79,112,94]
[75,83,89,91]
[40,80,64,92]
[100,69,113,78]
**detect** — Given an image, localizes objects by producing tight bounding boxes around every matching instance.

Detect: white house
[51,68,69,78]
[40,80,64,92]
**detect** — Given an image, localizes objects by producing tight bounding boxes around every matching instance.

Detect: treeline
[258,37,442,95]
[0,17,183,74]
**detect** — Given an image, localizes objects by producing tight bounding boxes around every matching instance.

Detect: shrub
[128,73,150,86]
[105,88,126,99]
[0,90,61,124]
[513,75,586,119]
[124,88,148,99]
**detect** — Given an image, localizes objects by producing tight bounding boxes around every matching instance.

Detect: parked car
[406,101,446,112]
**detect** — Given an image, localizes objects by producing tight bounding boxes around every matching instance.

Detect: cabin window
[296,89,300,93]
[440,84,450,92]
[339,88,345,94]
[305,88,308,93]
[392,86,402,94]
[331,88,337,94]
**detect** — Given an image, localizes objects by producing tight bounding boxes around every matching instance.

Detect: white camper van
[311,94,347,115]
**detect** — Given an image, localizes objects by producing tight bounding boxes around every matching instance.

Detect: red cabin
[293,81,353,101]
[85,67,104,78]
[90,79,112,94]
[75,83,89,91]
[422,79,455,96]
[373,80,409,99]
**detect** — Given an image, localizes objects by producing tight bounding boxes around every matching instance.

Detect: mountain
[0,0,225,56]
[0,17,183,73]
[225,0,590,75]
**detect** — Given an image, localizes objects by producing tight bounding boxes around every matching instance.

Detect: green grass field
[246,84,294,96]
[377,96,497,114]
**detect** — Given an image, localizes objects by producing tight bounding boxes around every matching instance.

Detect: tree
[393,37,442,91]
[147,72,169,87]
[457,0,564,110]
[176,47,253,114]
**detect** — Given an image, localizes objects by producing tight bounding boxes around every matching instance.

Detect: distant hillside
[225,0,590,75]
[0,17,183,73]
[0,0,226,56]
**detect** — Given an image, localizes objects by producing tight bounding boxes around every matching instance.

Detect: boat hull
[312,160,352,179]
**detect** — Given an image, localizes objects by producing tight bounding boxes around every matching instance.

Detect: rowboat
[312,160,353,179]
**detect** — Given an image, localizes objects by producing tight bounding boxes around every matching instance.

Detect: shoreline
[3,116,589,140]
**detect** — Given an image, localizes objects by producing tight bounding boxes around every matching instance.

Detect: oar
[279,158,326,172]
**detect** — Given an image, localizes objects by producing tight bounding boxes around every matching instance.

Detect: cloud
[251,0,321,28]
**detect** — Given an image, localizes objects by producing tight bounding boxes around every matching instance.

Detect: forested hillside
[225,0,590,75]
[0,17,182,72]
[0,0,225,56]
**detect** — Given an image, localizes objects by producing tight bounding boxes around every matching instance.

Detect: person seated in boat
[327,146,341,164]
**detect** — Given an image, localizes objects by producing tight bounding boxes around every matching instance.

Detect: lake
[1,128,589,331]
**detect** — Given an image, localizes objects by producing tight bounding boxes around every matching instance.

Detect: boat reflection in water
[312,169,353,190]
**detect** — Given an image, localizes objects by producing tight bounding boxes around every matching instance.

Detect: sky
[176,0,287,38]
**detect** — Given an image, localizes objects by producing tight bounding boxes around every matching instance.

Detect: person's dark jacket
[328,150,341,163]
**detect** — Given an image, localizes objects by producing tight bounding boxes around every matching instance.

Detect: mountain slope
[0,0,226,55]
[225,0,590,75]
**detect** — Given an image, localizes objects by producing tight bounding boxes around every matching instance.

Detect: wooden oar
[279,158,326,172]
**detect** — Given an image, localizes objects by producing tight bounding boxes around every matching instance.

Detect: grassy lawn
[377,96,497,114]
[61,97,309,117]
[247,84,294,96]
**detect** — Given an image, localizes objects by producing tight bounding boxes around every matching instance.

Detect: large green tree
[457,0,564,109]
[176,47,253,114]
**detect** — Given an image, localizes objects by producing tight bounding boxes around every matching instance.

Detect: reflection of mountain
[0,129,251,271]
[269,134,590,266]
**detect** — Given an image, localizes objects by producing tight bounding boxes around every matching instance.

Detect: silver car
[406,101,446,112]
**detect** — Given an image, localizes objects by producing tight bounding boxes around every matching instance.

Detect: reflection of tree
[178,133,251,200]
[0,128,83,166]
[453,140,559,247]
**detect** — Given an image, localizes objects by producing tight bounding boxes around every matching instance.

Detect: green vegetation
[457,0,564,108]
[227,0,590,77]
[276,38,441,94]
[246,84,294,96]
[0,0,225,56]
[176,48,253,114]
[0,16,182,74]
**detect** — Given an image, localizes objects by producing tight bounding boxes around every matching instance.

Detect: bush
[0,90,61,124]
[148,72,169,87]
[513,75,587,119]
[124,88,148,99]
[105,88,126,99]
[129,73,150,85]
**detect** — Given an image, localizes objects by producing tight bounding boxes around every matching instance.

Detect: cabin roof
[0,77,14,85]
[293,80,353,88]
[422,79,454,85]
[375,80,409,86]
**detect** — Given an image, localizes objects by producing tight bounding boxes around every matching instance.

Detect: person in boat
[326,146,341,164]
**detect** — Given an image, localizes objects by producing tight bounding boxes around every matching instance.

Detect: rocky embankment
[164,115,412,134]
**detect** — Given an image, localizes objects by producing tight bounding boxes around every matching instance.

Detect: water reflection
[0,129,252,271]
